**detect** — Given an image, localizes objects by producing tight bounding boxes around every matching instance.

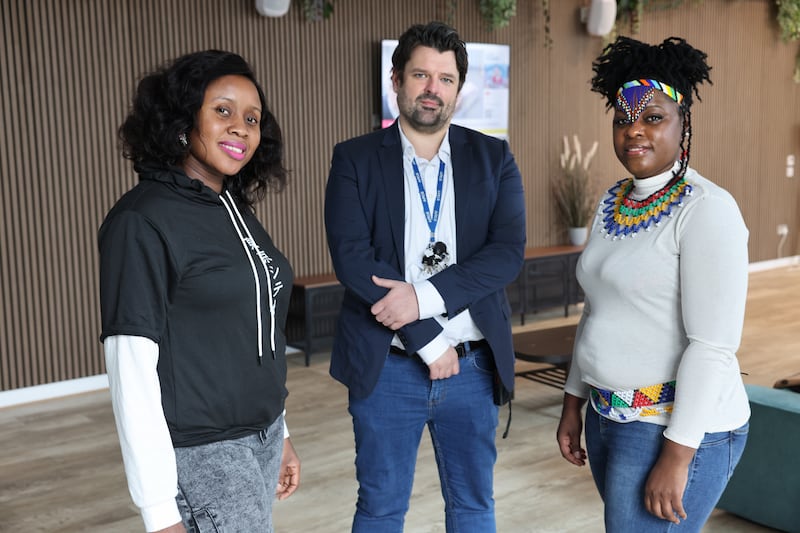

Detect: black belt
[389,339,490,359]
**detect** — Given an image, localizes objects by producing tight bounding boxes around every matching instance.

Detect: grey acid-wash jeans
[174,414,284,532]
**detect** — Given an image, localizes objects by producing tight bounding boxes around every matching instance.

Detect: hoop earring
[178,133,188,147]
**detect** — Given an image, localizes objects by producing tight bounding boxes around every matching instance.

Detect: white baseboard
[0,345,303,409]
[748,255,800,272]
[0,374,109,409]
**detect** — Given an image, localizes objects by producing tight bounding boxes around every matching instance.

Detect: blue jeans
[585,409,748,532]
[349,345,499,533]
[174,414,284,532]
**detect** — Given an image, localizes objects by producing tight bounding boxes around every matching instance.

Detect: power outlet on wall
[777,224,789,236]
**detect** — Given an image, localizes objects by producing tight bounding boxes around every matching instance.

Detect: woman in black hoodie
[99,50,299,533]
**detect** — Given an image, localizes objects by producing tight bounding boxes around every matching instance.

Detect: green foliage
[615,0,695,34]
[776,0,800,42]
[479,0,517,31]
[303,0,334,22]
[542,0,553,48]
[775,0,800,82]
[444,0,458,26]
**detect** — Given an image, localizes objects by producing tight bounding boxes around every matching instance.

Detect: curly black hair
[590,36,712,111]
[119,50,287,207]
[591,36,712,176]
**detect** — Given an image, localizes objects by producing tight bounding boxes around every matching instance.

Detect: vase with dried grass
[552,135,598,246]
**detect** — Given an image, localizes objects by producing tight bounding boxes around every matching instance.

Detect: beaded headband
[617,79,684,104]
[615,79,685,124]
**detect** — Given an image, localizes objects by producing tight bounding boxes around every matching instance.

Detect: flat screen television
[379,40,510,139]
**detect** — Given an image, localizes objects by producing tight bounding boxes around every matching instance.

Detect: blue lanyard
[411,158,445,243]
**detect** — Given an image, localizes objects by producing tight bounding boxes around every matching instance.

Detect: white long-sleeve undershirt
[104,335,290,532]
[394,124,484,364]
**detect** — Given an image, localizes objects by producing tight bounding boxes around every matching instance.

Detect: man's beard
[400,93,454,134]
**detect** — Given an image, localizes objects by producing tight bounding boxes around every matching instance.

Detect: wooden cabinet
[507,246,584,324]
[285,274,345,366]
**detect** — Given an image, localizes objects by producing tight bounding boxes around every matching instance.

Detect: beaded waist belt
[589,380,676,422]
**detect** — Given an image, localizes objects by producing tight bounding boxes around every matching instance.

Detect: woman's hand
[275,437,301,500]
[644,439,696,523]
[557,393,587,466]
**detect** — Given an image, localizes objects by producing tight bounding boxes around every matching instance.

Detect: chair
[716,383,800,533]
[513,324,576,389]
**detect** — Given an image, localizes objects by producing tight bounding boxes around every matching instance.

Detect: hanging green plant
[443,0,458,27]
[542,0,553,48]
[479,0,517,31]
[775,0,800,82]
[776,0,800,42]
[303,0,334,22]
[615,0,689,34]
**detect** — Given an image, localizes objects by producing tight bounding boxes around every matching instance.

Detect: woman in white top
[556,36,750,532]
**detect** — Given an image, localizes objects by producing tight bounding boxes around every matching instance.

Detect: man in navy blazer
[324,22,525,533]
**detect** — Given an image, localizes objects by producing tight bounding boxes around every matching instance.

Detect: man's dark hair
[392,21,468,91]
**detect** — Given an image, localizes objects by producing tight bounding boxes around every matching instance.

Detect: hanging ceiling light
[256,0,291,17]
[582,0,616,37]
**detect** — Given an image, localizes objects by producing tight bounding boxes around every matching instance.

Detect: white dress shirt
[395,123,484,364]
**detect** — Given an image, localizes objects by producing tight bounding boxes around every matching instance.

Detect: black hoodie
[99,164,293,447]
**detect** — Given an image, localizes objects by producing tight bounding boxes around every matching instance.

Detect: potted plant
[552,135,598,246]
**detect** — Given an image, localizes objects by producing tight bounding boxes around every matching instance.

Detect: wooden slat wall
[1,0,797,391]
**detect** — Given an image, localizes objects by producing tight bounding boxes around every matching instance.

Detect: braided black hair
[590,36,712,111]
[591,36,712,177]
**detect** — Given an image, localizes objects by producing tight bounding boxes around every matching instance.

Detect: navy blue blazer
[324,122,526,399]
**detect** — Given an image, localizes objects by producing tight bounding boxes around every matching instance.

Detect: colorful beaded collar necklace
[600,169,693,240]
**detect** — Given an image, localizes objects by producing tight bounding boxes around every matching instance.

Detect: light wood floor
[2,266,798,532]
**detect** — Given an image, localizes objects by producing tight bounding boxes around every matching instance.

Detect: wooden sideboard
[285,273,345,366]
[506,245,584,325]
[286,246,584,365]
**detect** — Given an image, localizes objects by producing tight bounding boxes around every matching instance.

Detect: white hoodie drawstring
[220,192,277,360]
